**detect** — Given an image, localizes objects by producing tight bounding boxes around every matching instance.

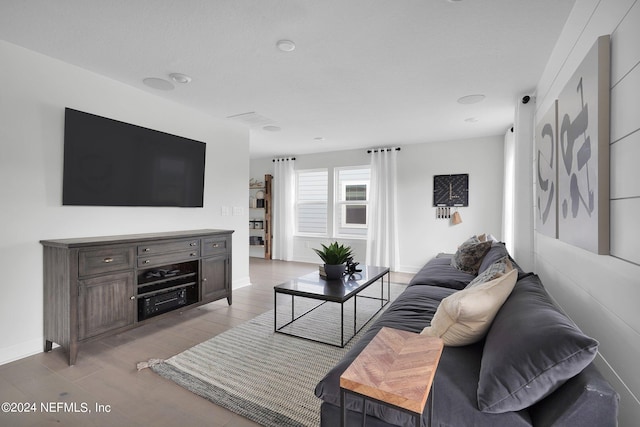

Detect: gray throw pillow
[451,235,492,275]
[466,256,512,288]
[477,242,511,274]
[477,275,598,413]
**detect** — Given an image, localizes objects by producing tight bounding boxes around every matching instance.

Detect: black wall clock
[433,174,469,207]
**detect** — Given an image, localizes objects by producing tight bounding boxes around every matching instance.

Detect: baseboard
[0,337,43,366]
[395,264,421,274]
[233,275,252,290]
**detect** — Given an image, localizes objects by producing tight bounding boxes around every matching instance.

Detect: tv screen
[63,108,206,207]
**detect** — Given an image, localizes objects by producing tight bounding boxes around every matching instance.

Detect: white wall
[251,135,505,272]
[0,40,251,365]
[532,0,640,424]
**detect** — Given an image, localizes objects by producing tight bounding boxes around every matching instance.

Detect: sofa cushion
[477,274,599,413]
[451,235,492,275]
[421,269,517,346]
[409,255,476,290]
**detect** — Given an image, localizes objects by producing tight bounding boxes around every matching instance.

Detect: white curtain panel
[272,158,295,261]
[366,149,399,270]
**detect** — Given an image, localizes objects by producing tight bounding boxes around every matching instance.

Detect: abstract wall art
[535,100,558,238]
[556,35,610,254]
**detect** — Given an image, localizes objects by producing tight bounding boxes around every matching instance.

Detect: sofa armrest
[529,363,619,427]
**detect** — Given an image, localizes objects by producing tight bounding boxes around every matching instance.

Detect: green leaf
[312,241,353,265]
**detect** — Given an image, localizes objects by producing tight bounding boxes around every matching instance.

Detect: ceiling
[0,0,575,159]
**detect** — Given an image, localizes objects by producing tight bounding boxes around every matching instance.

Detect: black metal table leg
[361,395,366,427]
[341,388,346,427]
[341,301,345,347]
[428,382,434,427]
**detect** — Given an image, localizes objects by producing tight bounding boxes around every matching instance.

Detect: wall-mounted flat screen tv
[63,108,206,207]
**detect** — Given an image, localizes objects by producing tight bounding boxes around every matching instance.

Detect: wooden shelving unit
[249,174,272,259]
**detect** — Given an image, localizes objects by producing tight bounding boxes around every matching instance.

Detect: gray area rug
[150,282,405,427]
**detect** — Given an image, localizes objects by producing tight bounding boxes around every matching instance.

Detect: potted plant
[313,242,353,280]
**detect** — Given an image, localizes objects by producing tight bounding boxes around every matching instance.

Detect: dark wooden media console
[41,229,233,365]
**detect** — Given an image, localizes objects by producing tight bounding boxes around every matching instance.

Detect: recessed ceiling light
[263,125,282,132]
[143,77,174,91]
[457,94,485,104]
[169,73,192,84]
[276,39,296,52]
[465,117,479,123]
[227,112,275,127]
[314,137,325,142]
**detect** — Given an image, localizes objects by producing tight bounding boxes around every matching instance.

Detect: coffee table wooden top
[340,327,444,414]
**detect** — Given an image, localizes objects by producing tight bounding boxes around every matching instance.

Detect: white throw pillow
[421,269,518,346]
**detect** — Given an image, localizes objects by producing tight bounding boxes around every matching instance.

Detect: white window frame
[334,166,370,238]
[295,168,329,237]
[340,180,369,228]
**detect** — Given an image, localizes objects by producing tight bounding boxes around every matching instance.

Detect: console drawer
[202,236,230,256]
[79,246,135,277]
[138,250,200,268]
[137,239,200,256]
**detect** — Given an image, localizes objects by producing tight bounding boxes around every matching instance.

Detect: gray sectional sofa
[314,242,619,426]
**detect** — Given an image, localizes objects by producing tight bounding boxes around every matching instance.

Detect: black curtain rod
[272,157,296,162]
[367,147,401,153]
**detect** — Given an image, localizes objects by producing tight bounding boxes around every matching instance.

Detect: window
[295,169,328,235]
[335,167,370,237]
[294,166,370,238]
[342,183,367,226]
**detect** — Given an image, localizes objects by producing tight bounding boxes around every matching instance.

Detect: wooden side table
[340,327,444,427]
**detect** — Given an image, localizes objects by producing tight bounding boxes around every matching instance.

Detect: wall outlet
[221,206,230,216]
[233,206,243,216]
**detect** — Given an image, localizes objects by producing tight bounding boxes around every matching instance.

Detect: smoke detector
[276,40,296,52]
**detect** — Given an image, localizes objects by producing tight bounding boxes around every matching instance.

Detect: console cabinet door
[201,255,229,302]
[78,272,135,340]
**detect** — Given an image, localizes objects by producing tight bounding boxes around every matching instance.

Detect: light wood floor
[0,259,414,427]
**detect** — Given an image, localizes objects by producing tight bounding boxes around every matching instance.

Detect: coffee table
[273,265,390,347]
